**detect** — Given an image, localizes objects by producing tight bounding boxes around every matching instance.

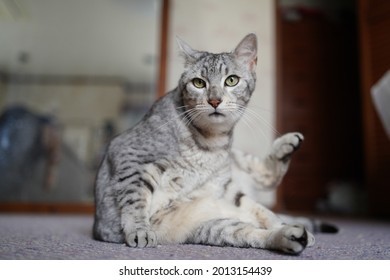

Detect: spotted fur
[93,34,314,254]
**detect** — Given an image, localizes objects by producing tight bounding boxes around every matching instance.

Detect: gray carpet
[0,214,389,259]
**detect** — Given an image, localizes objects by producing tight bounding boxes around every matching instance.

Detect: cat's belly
[149,168,205,215]
[148,156,230,216]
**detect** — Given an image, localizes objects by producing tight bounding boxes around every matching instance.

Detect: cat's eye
[192,78,206,88]
[225,75,240,87]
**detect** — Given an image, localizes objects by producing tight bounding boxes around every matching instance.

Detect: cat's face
[178,34,257,135]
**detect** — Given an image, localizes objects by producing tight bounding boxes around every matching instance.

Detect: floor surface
[0,214,389,259]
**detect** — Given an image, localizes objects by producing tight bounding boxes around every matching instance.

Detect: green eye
[192,78,206,88]
[225,75,240,87]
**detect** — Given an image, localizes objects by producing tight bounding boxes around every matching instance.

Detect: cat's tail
[311,219,339,233]
[278,214,339,234]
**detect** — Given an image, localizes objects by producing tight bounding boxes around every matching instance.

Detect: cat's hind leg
[151,197,308,254]
[93,158,125,243]
[187,218,309,254]
[226,188,315,250]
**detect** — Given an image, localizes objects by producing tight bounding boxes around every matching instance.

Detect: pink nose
[208,99,221,108]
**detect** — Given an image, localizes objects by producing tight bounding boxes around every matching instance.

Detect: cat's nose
[208,99,221,108]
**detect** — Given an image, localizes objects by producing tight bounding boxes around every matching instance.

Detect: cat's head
[177,33,257,135]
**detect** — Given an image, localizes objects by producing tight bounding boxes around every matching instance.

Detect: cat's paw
[270,224,309,254]
[272,132,303,162]
[125,229,157,248]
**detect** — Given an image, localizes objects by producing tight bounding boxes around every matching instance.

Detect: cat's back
[107,90,182,165]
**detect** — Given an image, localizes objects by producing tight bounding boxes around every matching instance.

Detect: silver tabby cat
[93,34,315,254]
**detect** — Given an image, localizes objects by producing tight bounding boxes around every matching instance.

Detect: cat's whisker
[247,108,281,136]
[153,116,180,132]
[230,107,268,141]
[223,105,267,140]
[181,109,203,128]
[176,104,208,128]
[189,112,204,127]
[152,107,197,133]
[240,111,268,141]
[236,104,281,137]
[244,106,276,127]
[175,105,189,110]
[229,109,261,141]
[246,104,276,114]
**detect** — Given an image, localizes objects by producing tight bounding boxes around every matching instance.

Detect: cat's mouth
[209,111,225,117]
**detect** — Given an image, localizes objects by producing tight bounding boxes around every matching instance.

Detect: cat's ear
[176,36,202,64]
[234,33,258,71]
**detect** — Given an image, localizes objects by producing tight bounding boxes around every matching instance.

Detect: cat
[93,33,316,254]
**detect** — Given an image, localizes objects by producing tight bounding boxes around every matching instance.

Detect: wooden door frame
[158,0,170,98]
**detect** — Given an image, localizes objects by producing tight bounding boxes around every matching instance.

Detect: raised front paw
[272,132,303,162]
[270,224,309,255]
[125,229,157,248]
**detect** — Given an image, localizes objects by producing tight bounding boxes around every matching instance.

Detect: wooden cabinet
[276,5,363,212]
[276,0,390,217]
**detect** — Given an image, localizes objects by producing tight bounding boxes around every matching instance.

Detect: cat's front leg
[124,227,157,248]
[262,132,303,188]
[232,132,303,190]
[116,171,158,248]
[122,209,157,248]
[271,132,303,163]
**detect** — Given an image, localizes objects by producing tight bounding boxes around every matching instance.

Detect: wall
[166,0,276,158]
[0,0,161,84]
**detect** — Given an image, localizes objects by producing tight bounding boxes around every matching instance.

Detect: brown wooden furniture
[275,2,363,212]
[276,0,390,217]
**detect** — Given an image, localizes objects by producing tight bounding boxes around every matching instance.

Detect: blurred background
[0,0,389,219]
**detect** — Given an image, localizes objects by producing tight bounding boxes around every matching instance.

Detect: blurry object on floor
[371,69,390,139]
[317,180,368,216]
[0,105,59,191]
[0,105,92,202]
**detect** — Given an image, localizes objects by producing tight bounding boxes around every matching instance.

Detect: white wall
[166,0,276,158]
[0,0,161,84]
